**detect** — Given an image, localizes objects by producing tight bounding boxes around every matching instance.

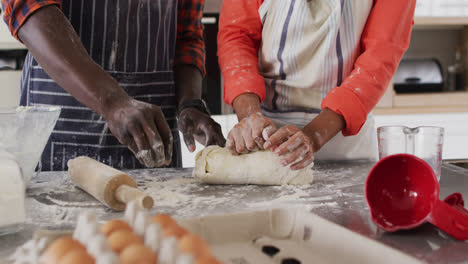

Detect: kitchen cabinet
[0,16,25,108]
[0,70,21,107]
[374,14,468,114]
[0,16,25,50]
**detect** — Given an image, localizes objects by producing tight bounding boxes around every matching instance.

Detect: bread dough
[193,146,314,185]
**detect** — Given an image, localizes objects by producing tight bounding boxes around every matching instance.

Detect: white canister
[0,150,25,235]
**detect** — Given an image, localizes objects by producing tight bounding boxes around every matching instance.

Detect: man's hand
[178,108,226,152]
[264,125,314,170]
[226,113,277,155]
[104,98,173,168]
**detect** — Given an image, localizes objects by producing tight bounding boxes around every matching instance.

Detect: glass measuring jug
[0,106,60,185]
[377,126,444,181]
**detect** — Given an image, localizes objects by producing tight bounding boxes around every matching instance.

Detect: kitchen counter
[1,162,468,263]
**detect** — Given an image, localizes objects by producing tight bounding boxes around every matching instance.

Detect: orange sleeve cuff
[321,87,368,136]
[223,71,265,106]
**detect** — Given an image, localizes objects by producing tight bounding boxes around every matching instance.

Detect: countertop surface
[1,162,468,263]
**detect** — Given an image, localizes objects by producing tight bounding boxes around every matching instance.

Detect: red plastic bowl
[366,154,468,240]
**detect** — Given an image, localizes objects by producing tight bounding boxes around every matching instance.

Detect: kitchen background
[0,0,467,167]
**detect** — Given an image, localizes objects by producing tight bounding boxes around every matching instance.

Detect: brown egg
[120,244,158,264]
[100,219,132,237]
[59,248,95,264]
[163,225,188,239]
[41,236,85,264]
[196,256,222,264]
[152,214,177,229]
[107,230,143,253]
[178,234,212,259]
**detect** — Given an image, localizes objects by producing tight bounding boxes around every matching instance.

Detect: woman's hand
[264,125,314,170]
[226,113,277,155]
[264,108,347,170]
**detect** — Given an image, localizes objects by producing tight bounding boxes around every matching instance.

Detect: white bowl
[0,106,61,185]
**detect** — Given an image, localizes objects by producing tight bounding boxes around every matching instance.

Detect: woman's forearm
[302,108,346,152]
[232,93,262,121]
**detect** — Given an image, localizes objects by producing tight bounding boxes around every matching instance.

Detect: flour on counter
[22,162,369,226]
[146,178,199,207]
[247,185,337,208]
[146,178,233,213]
[144,174,342,217]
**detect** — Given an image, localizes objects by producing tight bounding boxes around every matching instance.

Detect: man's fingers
[127,123,163,167]
[154,109,173,164]
[139,114,166,163]
[216,134,227,147]
[183,131,196,152]
[126,139,139,157]
[178,116,196,152]
[211,123,226,147]
[127,122,150,154]
[201,124,226,147]
[111,124,142,163]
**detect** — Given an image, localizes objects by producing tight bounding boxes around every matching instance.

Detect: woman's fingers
[263,127,315,169]
[226,125,248,155]
[279,144,310,166]
[274,132,304,156]
[264,125,299,150]
[291,154,315,170]
[241,122,257,151]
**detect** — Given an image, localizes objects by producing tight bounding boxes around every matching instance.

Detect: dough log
[193,146,314,185]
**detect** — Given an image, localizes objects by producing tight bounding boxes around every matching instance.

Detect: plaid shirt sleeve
[174,0,206,76]
[1,0,61,39]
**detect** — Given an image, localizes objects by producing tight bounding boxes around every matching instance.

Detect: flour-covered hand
[226,113,277,155]
[104,98,173,167]
[264,125,314,170]
[178,108,225,153]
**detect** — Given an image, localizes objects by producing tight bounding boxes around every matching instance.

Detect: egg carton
[10,201,211,264]
[11,206,423,264]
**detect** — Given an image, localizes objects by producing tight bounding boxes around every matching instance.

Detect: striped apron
[258,0,378,161]
[20,0,182,171]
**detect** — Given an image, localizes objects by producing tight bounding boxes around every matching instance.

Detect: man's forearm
[232,93,262,121]
[175,64,203,107]
[18,6,129,117]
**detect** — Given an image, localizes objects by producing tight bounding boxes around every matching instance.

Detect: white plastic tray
[180,208,422,264]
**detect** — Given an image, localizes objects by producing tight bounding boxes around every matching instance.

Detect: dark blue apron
[20,0,182,171]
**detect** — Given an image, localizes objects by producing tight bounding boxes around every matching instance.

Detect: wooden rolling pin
[67,156,154,211]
